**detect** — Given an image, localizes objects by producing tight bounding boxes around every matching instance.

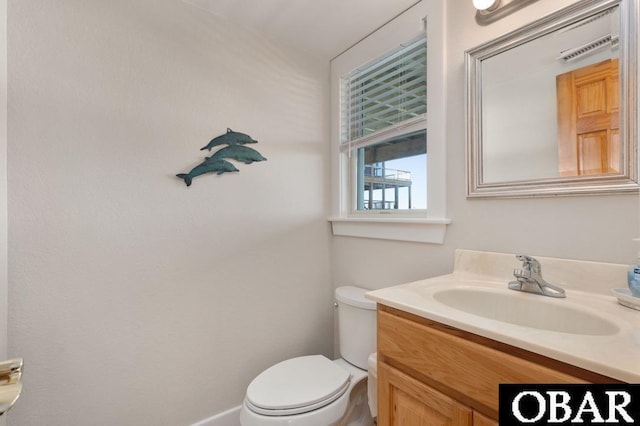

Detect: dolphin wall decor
[176,128,266,186]
[200,128,258,151]
[176,159,239,186]
[207,145,267,164]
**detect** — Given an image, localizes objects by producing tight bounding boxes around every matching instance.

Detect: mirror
[466,0,638,198]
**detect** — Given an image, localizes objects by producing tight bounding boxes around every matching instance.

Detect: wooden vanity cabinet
[377,304,619,425]
[379,361,473,425]
[473,412,499,426]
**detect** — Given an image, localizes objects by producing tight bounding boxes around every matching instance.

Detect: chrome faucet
[508,255,566,298]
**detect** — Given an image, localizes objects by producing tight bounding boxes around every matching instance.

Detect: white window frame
[329,0,450,243]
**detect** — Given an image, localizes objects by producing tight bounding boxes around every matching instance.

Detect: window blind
[341,36,427,151]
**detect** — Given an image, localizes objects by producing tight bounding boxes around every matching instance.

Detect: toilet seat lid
[246,355,351,413]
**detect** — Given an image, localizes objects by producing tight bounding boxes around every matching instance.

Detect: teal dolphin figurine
[176,159,239,186]
[207,145,267,164]
[200,128,258,151]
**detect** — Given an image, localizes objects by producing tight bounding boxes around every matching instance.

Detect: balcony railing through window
[360,164,412,210]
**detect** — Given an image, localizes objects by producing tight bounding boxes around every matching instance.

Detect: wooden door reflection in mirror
[556,58,620,176]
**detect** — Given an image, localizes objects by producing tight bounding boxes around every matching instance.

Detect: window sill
[328,216,451,244]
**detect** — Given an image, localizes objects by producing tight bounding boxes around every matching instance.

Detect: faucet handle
[515,254,540,271]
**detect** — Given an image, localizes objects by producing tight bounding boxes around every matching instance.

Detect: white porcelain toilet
[239,286,377,426]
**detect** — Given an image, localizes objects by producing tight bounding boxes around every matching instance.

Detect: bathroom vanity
[367,250,640,425]
[376,305,617,424]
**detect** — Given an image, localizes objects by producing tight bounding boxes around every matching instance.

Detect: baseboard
[191,405,241,426]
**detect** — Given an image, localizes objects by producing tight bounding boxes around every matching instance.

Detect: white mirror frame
[465,0,639,198]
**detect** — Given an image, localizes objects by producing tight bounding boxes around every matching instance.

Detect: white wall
[7,0,331,425]
[0,0,7,365]
[332,0,639,289]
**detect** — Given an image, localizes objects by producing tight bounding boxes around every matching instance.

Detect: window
[341,37,427,213]
[356,131,426,211]
[329,1,449,243]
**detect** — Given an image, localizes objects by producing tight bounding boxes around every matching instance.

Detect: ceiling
[182,0,420,60]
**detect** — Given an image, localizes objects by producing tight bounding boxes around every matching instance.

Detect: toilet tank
[335,286,377,370]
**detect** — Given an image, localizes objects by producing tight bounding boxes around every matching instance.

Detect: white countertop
[366,250,640,383]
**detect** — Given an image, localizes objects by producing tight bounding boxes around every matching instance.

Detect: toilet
[239,286,377,426]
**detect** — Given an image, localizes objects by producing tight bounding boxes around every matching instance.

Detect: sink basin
[433,287,619,336]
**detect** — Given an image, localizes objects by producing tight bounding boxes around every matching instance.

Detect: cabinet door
[378,361,473,426]
[473,411,499,426]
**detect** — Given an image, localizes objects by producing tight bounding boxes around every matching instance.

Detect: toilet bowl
[239,286,377,426]
[240,356,370,426]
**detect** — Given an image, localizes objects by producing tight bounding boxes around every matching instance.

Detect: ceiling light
[473,0,500,12]
[474,0,539,25]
